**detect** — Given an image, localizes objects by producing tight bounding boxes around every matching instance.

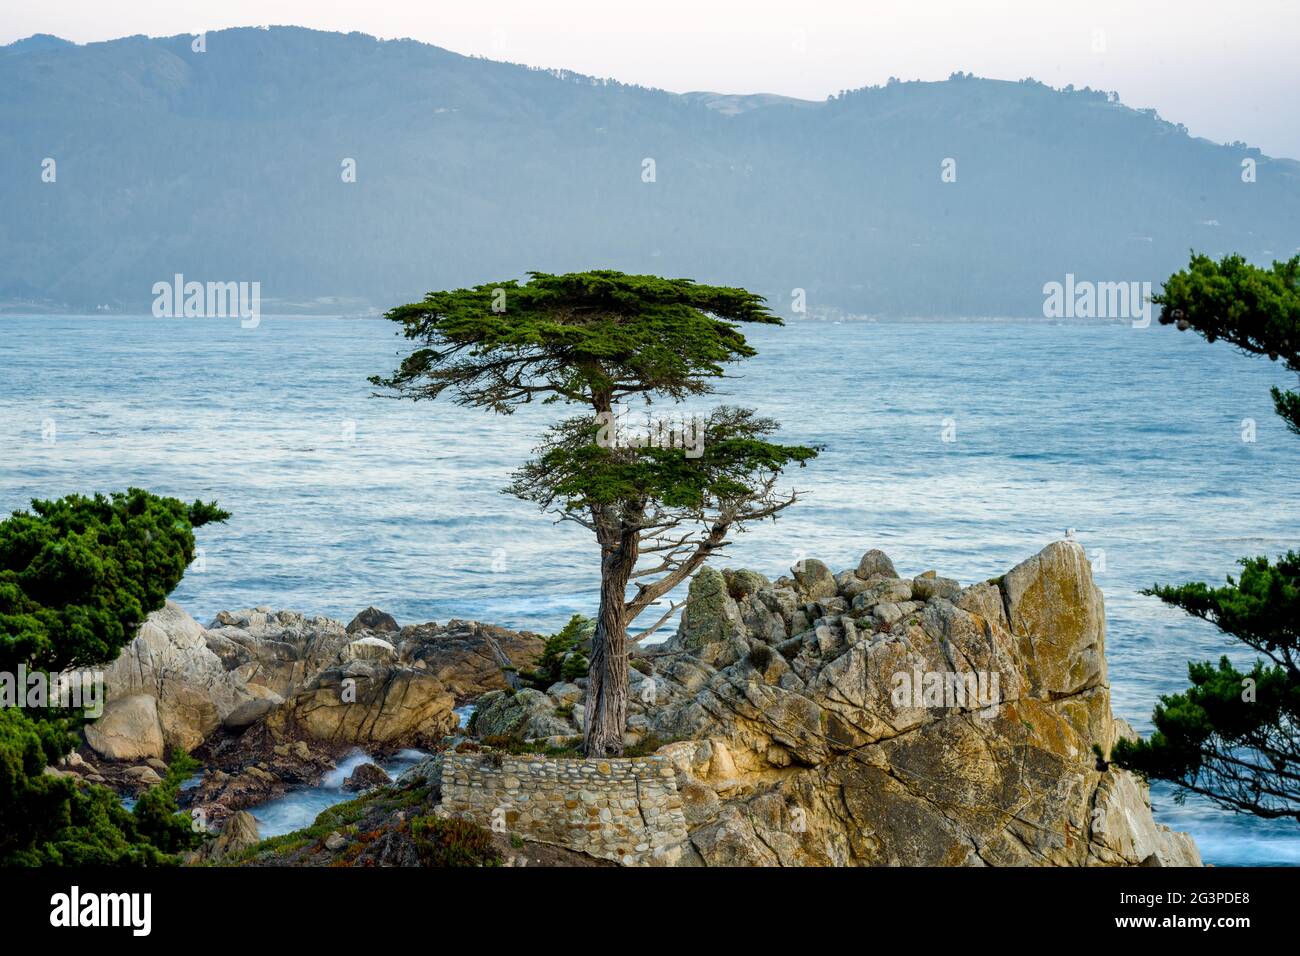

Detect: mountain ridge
[2,26,1297,315]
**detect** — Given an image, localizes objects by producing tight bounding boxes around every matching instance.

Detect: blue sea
[2,314,1298,865]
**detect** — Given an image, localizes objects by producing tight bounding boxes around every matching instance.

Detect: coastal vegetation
[0,489,225,864]
[518,614,593,690]
[1112,253,1300,822]
[373,270,818,755]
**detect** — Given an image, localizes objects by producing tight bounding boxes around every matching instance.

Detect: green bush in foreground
[0,489,226,864]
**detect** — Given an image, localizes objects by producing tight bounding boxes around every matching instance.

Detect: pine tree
[1111,253,1300,821]
[373,271,817,755]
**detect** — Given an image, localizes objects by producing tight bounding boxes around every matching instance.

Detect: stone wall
[437,752,688,864]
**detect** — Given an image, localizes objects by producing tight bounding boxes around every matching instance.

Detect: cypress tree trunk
[583,526,637,757]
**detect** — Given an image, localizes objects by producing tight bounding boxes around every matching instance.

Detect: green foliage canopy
[519,614,593,690]
[1114,253,1300,822]
[0,488,228,674]
[1154,252,1300,434]
[1114,556,1300,820]
[371,270,782,411]
[0,489,225,865]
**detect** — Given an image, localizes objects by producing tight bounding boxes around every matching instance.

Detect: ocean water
[2,314,1298,864]
[248,748,431,838]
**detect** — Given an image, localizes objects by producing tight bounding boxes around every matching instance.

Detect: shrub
[0,489,225,866]
[410,815,502,867]
[519,614,593,690]
[560,651,590,683]
[131,750,204,856]
[0,489,227,675]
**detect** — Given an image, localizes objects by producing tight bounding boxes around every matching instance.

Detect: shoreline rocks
[342,762,392,793]
[68,541,1200,868]
[628,540,1200,867]
[77,603,544,767]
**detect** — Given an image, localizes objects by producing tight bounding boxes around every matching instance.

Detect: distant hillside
[2,26,1297,316]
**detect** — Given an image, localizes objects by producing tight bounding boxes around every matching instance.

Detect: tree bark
[583,524,638,757]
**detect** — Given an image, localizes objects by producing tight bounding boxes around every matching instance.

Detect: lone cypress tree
[372,271,817,755]
[1111,253,1300,822]
[0,488,227,863]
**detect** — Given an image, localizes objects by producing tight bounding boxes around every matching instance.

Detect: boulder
[222,692,283,730]
[670,566,744,651]
[122,764,163,787]
[400,620,545,700]
[791,558,838,600]
[855,549,899,580]
[471,688,574,741]
[199,811,261,862]
[395,753,444,792]
[93,601,257,753]
[346,606,399,634]
[912,575,962,602]
[723,569,770,598]
[264,661,456,747]
[204,608,353,699]
[342,762,392,792]
[546,681,584,706]
[83,694,165,761]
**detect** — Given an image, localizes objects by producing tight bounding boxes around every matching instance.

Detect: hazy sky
[6,0,1299,158]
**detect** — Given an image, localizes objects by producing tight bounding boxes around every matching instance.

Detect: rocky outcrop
[394,753,445,792]
[343,762,392,792]
[83,694,166,760]
[189,810,261,863]
[627,540,1200,867]
[74,543,1199,869]
[82,601,262,758]
[203,608,353,700]
[398,620,545,701]
[81,604,545,769]
[187,731,337,824]
[264,660,456,748]
[470,688,576,743]
[347,607,399,635]
[673,567,745,650]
